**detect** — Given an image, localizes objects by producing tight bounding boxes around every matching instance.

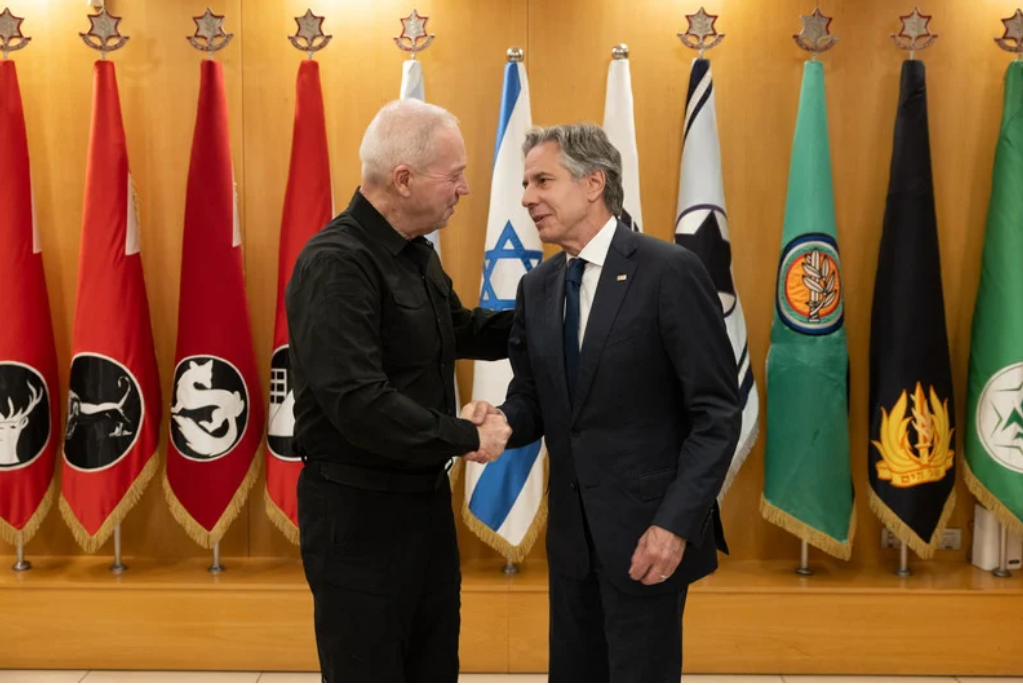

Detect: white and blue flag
[463,57,546,561]
[675,58,759,501]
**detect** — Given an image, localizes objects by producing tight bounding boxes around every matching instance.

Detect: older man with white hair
[285,99,513,682]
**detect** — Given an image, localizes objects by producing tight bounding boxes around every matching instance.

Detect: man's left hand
[628,525,686,585]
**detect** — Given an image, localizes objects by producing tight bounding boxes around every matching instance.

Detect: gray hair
[359,99,460,184]
[522,123,624,216]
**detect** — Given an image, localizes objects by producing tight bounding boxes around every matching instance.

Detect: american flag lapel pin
[617,274,628,282]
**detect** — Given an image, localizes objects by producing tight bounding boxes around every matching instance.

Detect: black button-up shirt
[285,190,513,481]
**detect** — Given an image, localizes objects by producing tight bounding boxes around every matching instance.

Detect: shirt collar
[347,188,423,258]
[570,215,618,268]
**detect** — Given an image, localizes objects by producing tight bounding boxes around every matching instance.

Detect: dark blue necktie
[564,257,587,398]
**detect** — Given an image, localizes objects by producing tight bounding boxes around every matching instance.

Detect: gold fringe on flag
[0,477,57,546]
[963,458,1023,538]
[759,494,856,561]
[59,452,161,554]
[867,486,956,561]
[461,456,548,564]
[163,451,262,549]
[263,488,299,546]
[448,456,463,489]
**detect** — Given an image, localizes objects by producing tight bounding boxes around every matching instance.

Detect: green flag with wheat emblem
[964,61,1023,537]
[762,60,855,560]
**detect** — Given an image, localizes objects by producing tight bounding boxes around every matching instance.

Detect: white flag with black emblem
[675,58,759,501]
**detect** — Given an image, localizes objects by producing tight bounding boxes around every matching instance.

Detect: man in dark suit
[466,123,741,682]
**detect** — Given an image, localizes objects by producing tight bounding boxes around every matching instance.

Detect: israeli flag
[675,58,759,501]
[463,58,546,561]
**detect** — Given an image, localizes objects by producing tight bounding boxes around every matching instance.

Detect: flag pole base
[992,523,1013,578]
[12,533,31,572]
[110,523,127,575]
[502,559,519,575]
[795,540,813,576]
[895,541,912,577]
[209,542,225,575]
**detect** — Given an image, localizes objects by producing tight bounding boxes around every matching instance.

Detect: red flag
[265,60,332,544]
[0,61,59,545]
[164,60,264,547]
[59,61,162,552]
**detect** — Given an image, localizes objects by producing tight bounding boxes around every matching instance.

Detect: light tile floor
[0,673,1019,683]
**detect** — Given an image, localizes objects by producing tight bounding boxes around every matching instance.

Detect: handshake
[459,400,511,464]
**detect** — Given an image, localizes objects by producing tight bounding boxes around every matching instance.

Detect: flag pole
[12,531,31,572]
[503,558,519,575]
[110,522,127,574]
[209,541,224,574]
[993,524,1012,578]
[896,541,911,577]
[796,540,812,576]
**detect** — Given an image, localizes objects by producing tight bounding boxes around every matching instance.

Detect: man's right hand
[461,400,503,426]
[464,409,511,464]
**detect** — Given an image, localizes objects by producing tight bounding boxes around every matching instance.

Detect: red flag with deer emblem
[60,61,163,552]
[0,59,59,546]
[164,60,264,547]
[265,60,331,544]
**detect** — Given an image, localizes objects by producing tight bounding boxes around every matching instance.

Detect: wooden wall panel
[0,0,1014,570]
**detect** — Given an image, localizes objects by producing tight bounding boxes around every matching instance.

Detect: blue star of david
[480,221,543,311]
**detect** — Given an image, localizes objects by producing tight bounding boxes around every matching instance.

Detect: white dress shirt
[566,216,618,349]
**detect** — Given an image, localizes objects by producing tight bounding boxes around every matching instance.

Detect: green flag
[762,61,854,560]
[964,61,1023,538]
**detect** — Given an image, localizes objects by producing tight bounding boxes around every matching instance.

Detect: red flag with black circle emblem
[60,61,163,552]
[0,59,59,546]
[264,59,332,544]
[164,59,264,548]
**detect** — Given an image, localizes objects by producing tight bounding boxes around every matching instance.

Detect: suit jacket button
[570,481,578,492]
[571,429,580,437]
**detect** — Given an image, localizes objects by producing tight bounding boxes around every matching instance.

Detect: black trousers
[548,505,688,683]
[297,467,460,683]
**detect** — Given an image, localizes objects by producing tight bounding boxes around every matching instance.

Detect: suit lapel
[572,226,638,420]
[544,253,572,414]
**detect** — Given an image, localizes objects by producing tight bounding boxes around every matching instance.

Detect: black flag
[868,60,956,559]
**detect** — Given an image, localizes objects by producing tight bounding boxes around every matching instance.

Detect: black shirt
[285,190,513,480]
